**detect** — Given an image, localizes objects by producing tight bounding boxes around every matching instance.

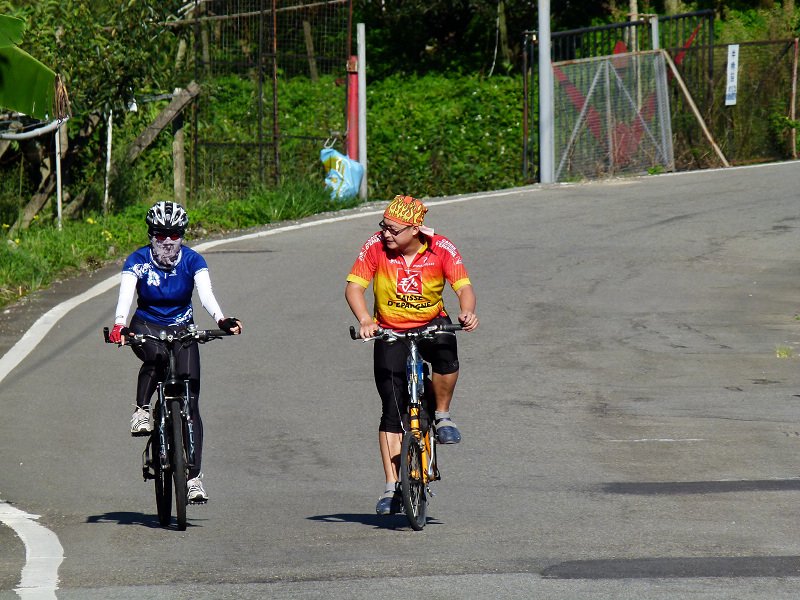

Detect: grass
[0,179,361,310]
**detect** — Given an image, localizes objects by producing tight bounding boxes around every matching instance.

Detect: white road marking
[0,501,63,599]
[0,277,120,385]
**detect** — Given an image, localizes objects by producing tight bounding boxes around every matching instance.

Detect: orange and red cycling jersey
[347,232,471,330]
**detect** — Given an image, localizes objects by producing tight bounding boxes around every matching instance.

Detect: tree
[1,0,185,232]
[0,14,69,120]
[354,0,540,77]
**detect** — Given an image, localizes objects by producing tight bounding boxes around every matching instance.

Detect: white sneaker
[187,476,208,503]
[130,406,152,436]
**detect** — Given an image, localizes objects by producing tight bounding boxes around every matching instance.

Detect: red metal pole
[346,55,358,160]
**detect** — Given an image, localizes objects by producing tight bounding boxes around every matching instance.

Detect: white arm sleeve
[195,269,224,324]
[114,272,137,325]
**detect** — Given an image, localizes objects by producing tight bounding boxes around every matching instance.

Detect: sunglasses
[378,220,412,236]
[153,232,182,241]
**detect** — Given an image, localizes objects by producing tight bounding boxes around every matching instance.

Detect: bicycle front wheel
[152,434,172,527]
[169,399,188,531]
[400,432,427,530]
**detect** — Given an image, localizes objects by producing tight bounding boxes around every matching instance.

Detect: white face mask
[150,235,183,269]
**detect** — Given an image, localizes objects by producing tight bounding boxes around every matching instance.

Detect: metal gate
[185,0,352,197]
[523,10,714,181]
[553,51,674,182]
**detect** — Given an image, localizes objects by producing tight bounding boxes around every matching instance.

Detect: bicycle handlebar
[103,326,231,347]
[349,322,462,341]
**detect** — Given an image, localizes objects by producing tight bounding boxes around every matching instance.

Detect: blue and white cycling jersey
[122,245,209,326]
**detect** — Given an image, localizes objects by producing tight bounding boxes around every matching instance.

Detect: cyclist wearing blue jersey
[107,200,242,503]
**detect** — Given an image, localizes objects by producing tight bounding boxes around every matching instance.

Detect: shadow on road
[542,555,800,579]
[307,512,442,530]
[603,479,800,495]
[85,511,201,530]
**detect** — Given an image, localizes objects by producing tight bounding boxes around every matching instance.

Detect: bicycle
[350,321,462,530]
[104,324,231,531]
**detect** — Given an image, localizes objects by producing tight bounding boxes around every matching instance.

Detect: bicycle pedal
[131,430,151,437]
[188,498,208,505]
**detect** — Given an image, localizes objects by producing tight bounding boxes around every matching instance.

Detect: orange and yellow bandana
[383,195,427,226]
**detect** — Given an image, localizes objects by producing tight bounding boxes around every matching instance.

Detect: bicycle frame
[151,334,198,472]
[404,335,437,485]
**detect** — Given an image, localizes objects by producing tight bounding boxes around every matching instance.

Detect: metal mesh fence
[188,0,352,196]
[553,51,674,182]
[670,40,798,169]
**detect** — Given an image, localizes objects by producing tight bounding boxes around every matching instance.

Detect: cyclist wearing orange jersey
[345,195,478,515]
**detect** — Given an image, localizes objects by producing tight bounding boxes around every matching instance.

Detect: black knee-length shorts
[373,316,459,433]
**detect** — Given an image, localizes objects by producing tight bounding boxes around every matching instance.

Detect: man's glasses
[153,232,182,241]
[378,220,412,236]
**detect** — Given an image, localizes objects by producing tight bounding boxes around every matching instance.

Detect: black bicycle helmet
[145,200,189,233]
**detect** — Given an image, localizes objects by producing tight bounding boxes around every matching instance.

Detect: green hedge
[364,73,525,198]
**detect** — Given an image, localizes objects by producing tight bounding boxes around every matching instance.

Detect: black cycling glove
[218,317,240,333]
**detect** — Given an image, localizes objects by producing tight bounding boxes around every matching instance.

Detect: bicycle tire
[153,451,172,526]
[152,404,172,527]
[400,432,427,530]
[170,399,188,531]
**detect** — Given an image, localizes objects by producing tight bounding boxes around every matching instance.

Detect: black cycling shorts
[373,316,459,433]
[129,316,201,404]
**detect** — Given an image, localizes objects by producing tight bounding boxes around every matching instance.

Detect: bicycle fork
[141,383,169,480]
[406,343,439,487]
[407,410,439,493]
[142,380,197,480]
[182,380,197,468]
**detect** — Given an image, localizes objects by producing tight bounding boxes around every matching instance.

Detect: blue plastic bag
[320,147,364,200]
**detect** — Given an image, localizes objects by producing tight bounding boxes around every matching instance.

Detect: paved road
[3,164,800,598]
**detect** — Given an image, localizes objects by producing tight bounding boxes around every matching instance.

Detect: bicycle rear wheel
[400,432,427,530]
[169,399,188,531]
